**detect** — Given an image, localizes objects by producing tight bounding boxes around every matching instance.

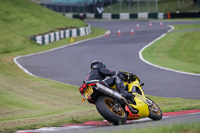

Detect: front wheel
[96,96,127,125]
[146,97,162,121]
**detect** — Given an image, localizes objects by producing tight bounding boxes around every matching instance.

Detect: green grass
[147,95,200,113]
[174,24,200,30]
[0,0,200,132]
[0,27,105,132]
[142,24,200,74]
[103,0,200,13]
[97,122,200,133]
[0,0,86,54]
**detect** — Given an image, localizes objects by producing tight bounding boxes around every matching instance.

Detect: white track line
[13,34,105,78]
[139,25,200,77]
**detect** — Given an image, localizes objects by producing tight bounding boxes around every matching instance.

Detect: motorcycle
[79,71,162,125]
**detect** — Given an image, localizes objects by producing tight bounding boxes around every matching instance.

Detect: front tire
[146,97,162,121]
[96,96,127,125]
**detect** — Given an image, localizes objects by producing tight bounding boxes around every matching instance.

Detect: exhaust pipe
[96,83,122,100]
[96,83,138,114]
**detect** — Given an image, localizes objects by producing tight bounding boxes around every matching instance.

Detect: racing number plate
[83,86,93,99]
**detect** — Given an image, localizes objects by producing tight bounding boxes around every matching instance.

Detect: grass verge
[98,122,200,133]
[0,27,106,133]
[142,24,200,74]
[173,24,200,30]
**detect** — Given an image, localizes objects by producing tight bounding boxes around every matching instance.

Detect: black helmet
[91,60,106,69]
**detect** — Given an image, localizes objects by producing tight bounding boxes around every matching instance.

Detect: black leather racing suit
[85,68,132,98]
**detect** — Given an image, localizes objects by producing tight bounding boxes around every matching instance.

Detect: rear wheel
[96,96,127,125]
[146,97,162,120]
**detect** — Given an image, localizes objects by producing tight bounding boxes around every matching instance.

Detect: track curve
[16,20,200,99]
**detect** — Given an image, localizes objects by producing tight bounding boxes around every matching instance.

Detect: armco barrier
[30,25,91,45]
[66,12,200,19]
[65,12,165,19]
[170,12,200,18]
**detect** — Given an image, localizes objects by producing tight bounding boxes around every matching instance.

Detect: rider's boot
[118,84,133,97]
[117,84,136,104]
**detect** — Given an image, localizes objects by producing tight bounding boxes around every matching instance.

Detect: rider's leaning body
[85,60,134,98]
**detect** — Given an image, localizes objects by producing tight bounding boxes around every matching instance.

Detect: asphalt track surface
[16,19,200,99]
[60,113,200,133]
[16,111,200,133]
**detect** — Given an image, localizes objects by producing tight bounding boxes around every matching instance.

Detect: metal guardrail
[30,25,91,45]
[65,12,165,19]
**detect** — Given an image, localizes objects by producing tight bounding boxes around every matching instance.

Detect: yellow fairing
[128,81,149,118]
[110,75,149,118]
[131,95,149,118]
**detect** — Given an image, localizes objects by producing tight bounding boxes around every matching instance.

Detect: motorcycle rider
[85,60,134,99]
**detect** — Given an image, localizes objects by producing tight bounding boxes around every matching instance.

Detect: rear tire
[96,96,127,125]
[147,97,162,121]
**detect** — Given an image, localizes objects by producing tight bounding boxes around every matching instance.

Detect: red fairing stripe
[88,83,97,86]
[125,105,141,120]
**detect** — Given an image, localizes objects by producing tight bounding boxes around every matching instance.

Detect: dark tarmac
[16,20,200,99]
